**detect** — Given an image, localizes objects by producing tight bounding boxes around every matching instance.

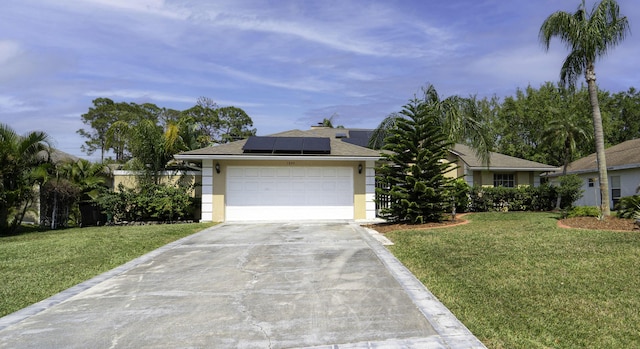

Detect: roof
[561,138,640,174]
[175,128,381,160]
[451,144,559,171]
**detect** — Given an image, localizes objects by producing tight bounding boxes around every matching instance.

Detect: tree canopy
[540,0,630,215]
[77,97,256,163]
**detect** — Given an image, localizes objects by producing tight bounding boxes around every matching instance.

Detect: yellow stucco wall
[470,170,534,187]
[112,171,201,197]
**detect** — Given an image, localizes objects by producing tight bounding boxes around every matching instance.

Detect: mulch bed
[363,214,469,234]
[364,213,640,234]
[558,216,639,232]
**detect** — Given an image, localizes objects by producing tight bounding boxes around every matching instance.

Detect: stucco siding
[574,168,640,207]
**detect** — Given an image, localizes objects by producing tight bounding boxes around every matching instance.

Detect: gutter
[174,154,382,162]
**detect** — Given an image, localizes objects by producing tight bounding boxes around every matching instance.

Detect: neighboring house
[449,144,560,188]
[176,127,558,222]
[546,138,640,208]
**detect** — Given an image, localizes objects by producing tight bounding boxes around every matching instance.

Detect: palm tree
[543,114,592,209]
[540,0,630,215]
[369,84,494,164]
[0,123,51,234]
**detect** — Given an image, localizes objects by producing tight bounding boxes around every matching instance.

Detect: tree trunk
[586,66,610,216]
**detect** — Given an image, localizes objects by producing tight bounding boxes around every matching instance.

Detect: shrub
[94,183,195,223]
[616,195,640,219]
[469,185,556,212]
[556,175,584,209]
[567,206,601,218]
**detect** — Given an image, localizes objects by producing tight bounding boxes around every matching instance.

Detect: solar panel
[243,136,331,154]
[302,137,331,154]
[342,130,374,148]
[243,137,276,153]
[273,137,304,153]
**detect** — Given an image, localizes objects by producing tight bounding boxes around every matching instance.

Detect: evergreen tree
[376,98,454,223]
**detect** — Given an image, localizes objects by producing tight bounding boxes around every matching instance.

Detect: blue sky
[1,0,639,161]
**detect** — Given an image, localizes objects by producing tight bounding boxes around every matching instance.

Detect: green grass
[0,223,215,317]
[386,212,640,349]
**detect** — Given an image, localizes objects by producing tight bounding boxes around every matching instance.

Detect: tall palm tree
[0,123,51,233]
[369,84,493,165]
[540,0,630,215]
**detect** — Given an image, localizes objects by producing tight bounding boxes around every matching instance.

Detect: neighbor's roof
[176,128,381,160]
[561,138,640,174]
[451,144,559,171]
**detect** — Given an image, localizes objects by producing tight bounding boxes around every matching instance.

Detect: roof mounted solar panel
[243,136,331,154]
[273,137,304,153]
[242,136,276,153]
[302,137,331,154]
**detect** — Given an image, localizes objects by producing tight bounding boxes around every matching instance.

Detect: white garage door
[226,166,354,221]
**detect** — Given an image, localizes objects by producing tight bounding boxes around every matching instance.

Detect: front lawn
[386,212,640,349]
[0,223,214,317]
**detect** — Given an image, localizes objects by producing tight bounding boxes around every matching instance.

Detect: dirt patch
[558,216,639,232]
[363,214,469,234]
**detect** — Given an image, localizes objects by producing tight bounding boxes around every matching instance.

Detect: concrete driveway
[0,222,485,348]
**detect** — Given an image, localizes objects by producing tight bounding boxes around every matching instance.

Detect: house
[449,144,560,187]
[175,128,381,222]
[547,138,640,208]
[176,127,558,222]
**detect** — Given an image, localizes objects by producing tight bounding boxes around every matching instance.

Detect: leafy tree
[543,110,591,209]
[216,106,256,143]
[376,97,454,223]
[0,124,51,234]
[607,87,640,144]
[540,0,630,216]
[179,97,256,147]
[370,84,494,165]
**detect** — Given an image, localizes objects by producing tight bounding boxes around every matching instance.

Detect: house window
[588,178,595,188]
[611,176,621,207]
[493,173,515,188]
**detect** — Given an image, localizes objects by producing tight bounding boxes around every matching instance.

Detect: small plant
[616,195,640,219]
[567,206,600,218]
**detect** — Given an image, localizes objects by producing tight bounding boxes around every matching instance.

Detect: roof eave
[174,154,382,161]
[467,166,561,172]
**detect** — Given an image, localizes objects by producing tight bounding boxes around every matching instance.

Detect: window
[493,173,515,188]
[588,178,595,188]
[611,176,621,206]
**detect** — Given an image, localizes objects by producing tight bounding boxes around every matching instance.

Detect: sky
[2,0,640,161]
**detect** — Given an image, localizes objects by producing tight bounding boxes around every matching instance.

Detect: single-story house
[546,138,640,208]
[175,127,558,222]
[175,127,382,222]
[449,144,560,187]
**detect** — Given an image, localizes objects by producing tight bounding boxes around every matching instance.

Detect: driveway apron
[0,222,485,348]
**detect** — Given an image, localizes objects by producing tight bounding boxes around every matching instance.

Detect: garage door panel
[226,166,353,220]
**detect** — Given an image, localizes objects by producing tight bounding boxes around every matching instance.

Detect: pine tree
[376,98,454,223]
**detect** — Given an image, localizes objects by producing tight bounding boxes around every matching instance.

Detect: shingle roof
[176,128,381,158]
[563,138,640,174]
[452,144,558,171]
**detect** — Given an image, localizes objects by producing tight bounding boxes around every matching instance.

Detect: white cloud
[0,95,37,113]
[65,0,190,20]
[84,89,196,104]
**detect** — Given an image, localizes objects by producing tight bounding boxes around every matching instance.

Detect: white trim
[112,170,200,176]
[175,154,381,161]
[467,166,560,172]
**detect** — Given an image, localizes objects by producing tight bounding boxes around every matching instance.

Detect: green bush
[567,206,601,218]
[94,183,195,223]
[556,175,584,209]
[467,175,583,213]
[469,185,557,212]
[616,195,640,219]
